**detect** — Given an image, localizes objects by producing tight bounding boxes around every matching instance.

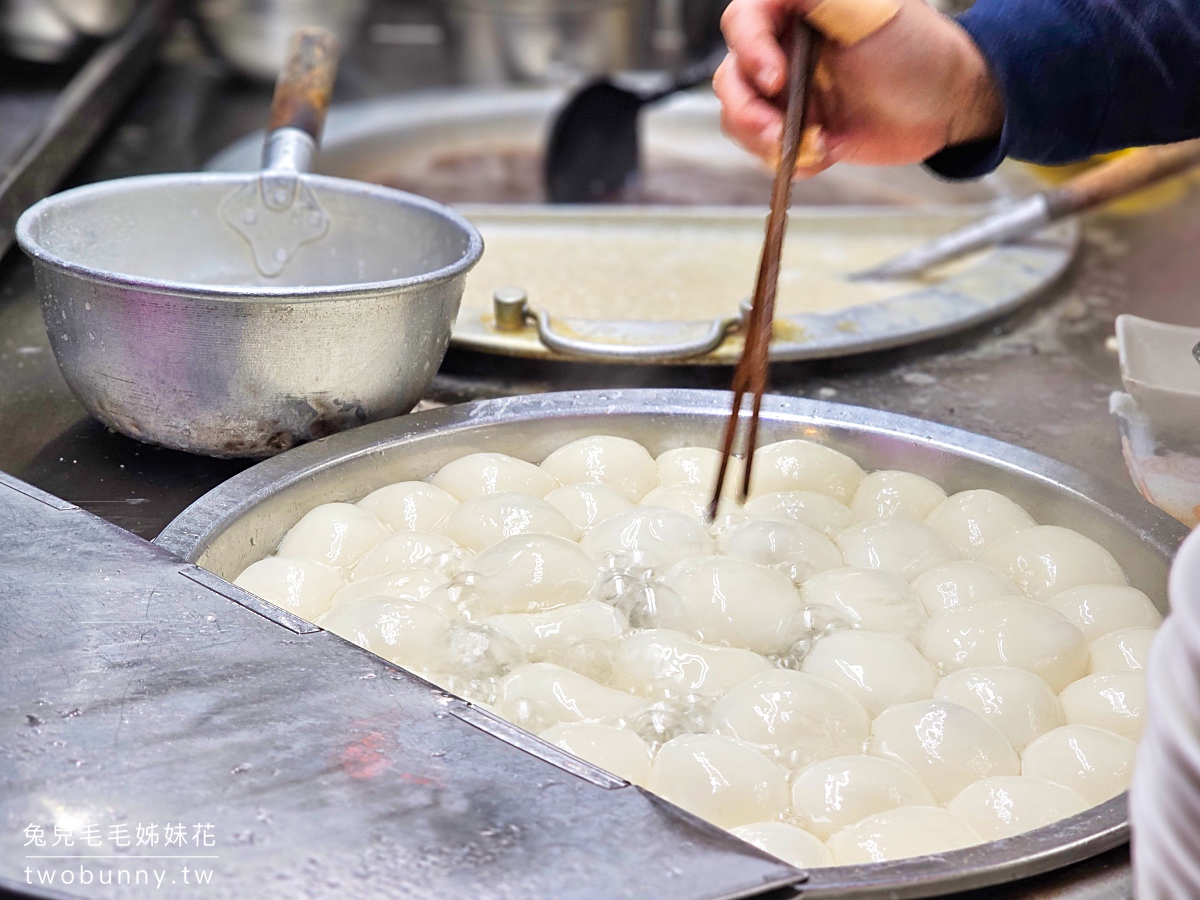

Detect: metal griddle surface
[0,472,803,899]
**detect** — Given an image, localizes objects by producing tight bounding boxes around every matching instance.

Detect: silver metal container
[157,389,1183,898]
[445,0,636,84]
[16,28,483,460]
[16,173,482,457]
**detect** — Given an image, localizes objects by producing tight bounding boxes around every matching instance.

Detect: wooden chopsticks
[710,19,821,518]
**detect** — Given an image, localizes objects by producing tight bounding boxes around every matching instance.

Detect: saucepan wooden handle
[1046,139,1200,218]
[267,28,341,145]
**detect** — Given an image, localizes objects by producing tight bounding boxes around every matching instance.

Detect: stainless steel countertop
[1,6,1196,895]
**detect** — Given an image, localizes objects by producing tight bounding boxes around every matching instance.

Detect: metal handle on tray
[492,287,746,363]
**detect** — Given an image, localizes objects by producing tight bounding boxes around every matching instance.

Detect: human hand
[714,0,1004,176]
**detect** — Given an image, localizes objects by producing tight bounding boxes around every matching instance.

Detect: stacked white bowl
[1132,525,1200,896]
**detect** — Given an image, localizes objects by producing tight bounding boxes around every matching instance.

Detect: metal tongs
[710,19,820,518]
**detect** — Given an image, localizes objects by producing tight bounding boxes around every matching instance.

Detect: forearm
[928,0,1200,178]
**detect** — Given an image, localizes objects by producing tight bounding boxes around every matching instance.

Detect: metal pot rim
[156,388,1184,898]
[15,171,485,301]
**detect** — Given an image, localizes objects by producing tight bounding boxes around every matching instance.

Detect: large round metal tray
[156,390,1183,898]
[209,91,1078,366]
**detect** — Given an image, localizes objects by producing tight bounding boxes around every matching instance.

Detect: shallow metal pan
[156,390,1184,898]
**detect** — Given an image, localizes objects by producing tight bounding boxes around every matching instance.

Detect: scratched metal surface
[0,472,804,899]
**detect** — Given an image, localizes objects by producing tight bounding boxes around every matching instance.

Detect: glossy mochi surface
[277,503,389,569]
[749,440,866,503]
[234,556,345,621]
[543,483,634,534]
[742,490,855,537]
[789,754,935,839]
[919,597,1089,691]
[801,630,936,717]
[850,470,947,521]
[646,733,790,829]
[711,670,870,767]
[934,666,1065,751]
[356,481,459,532]
[540,436,658,502]
[947,776,1087,840]
[431,452,559,500]
[800,567,926,637]
[658,556,802,653]
[826,806,980,864]
[978,526,1127,599]
[579,507,714,569]
[440,492,580,551]
[924,489,1036,557]
[729,822,833,868]
[868,700,1020,803]
[540,722,652,786]
[1021,725,1138,805]
[236,432,1157,868]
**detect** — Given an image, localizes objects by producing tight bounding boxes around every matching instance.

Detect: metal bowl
[16,174,483,458]
[156,389,1184,898]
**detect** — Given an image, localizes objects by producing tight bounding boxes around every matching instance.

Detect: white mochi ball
[234,556,345,621]
[1045,585,1162,642]
[947,776,1088,840]
[717,519,843,582]
[919,597,1089,691]
[540,722,653,786]
[730,822,833,868]
[431,452,559,501]
[440,492,580,552]
[836,518,960,579]
[1021,724,1137,805]
[318,596,453,675]
[356,481,459,532]
[543,483,633,533]
[743,491,855,537]
[1059,672,1146,741]
[657,447,745,492]
[352,531,466,580]
[639,484,744,524]
[465,534,599,616]
[540,436,658,502]
[484,601,628,664]
[646,733,790,829]
[659,556,802,654]
[497,663,648,732]
[330,568,450,610]
[710,670,870,767]
[609,628,773,700]
[826,806,980,864]
[789,754,935,840]
[1089,627,1157,674]
[580,507,714,570]
[924,489,1036,557]
[911,561,1020,615]
[934,666,1065,751]
[802,630,936,717]
[868,700,1020,803]
[277,503,390,569]
[799,567,926,637]
[749,440,866,503]
[978,526,1128,599]
[850,470,947,521]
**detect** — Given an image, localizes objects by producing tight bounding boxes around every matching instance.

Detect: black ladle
[544,48,727,204]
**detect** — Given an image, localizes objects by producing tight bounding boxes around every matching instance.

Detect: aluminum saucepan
[15,29,483,458]
[156,389,1185,899]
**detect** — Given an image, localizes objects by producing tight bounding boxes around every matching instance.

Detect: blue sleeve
[925,0,1200,179]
